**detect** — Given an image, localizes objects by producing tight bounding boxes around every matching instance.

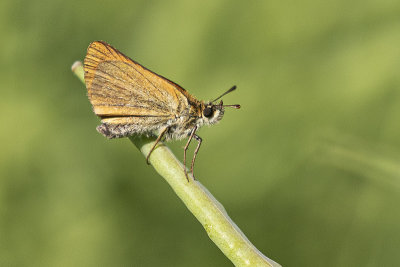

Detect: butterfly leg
[190,134,202,181]
[146,127,168,165]
[183,126,198,182]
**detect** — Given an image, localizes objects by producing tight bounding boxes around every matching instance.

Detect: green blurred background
[1,0,400,266]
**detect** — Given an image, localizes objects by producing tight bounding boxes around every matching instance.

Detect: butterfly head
[200,86,240,126]
[201,101,225,125]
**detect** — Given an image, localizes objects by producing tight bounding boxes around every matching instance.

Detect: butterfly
[84,41,240,181]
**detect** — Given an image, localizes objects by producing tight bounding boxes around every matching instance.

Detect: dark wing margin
[84,41,200,105]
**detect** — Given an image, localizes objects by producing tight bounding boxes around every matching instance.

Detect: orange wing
[84,41,194,119]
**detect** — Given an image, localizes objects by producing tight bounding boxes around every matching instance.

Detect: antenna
[211,85,237,103]
[222,104,241,109]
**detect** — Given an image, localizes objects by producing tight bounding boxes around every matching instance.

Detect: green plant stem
[72,61,280,267]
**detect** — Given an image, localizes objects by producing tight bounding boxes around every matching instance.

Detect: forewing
[84,41,188,118]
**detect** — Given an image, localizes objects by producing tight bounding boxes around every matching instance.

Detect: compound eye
[203,107,213,118]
